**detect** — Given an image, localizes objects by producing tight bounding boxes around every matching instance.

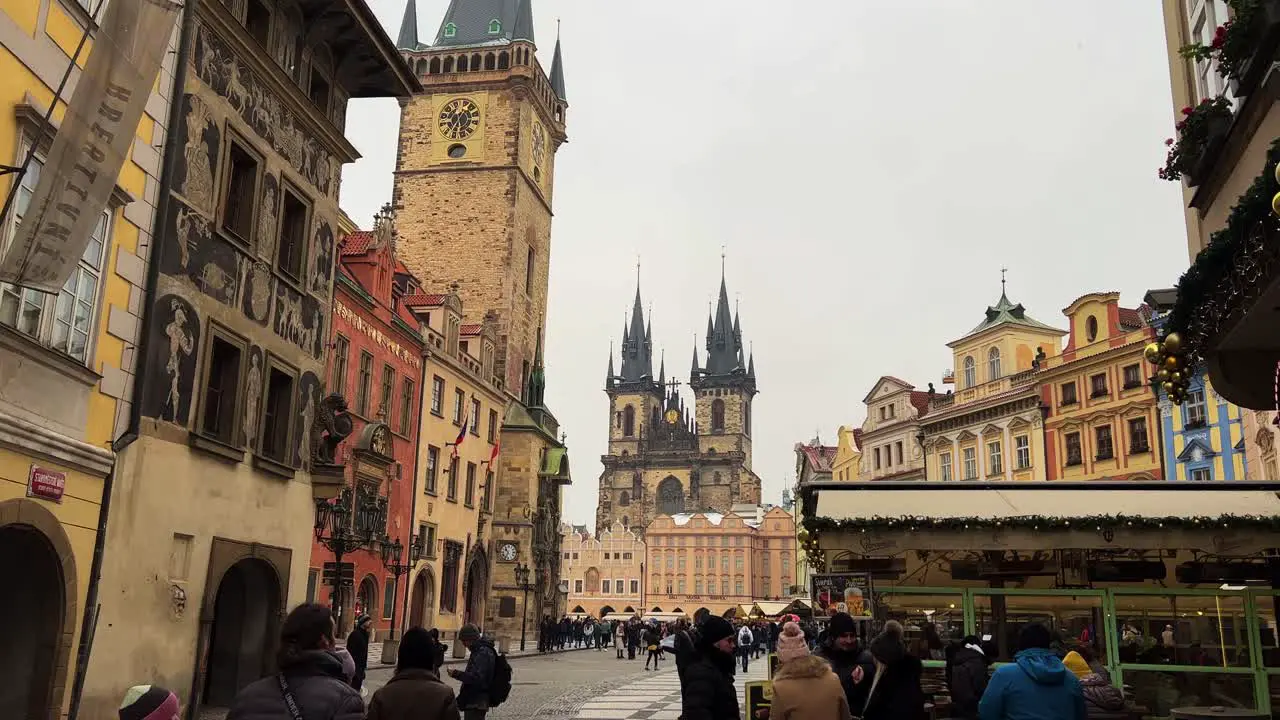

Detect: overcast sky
[342,1,1190,526]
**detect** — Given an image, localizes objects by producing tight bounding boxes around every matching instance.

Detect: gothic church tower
[393,0,567,395]
[596,273,760,535]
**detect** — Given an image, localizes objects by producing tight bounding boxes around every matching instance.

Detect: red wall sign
[27,465,66,503]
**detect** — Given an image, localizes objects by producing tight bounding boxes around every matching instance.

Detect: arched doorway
[462,551,488,625]
[657,476,684,515]
[599,605,616,617]
[0,515,73,720]
[410,569,436,629]
[356,575,378,621]
[203,558,282,707]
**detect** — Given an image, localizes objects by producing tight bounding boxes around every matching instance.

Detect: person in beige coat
[769,621,852,720]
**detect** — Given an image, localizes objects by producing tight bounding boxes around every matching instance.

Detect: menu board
[811,572,873,618]
[745,680,772,720]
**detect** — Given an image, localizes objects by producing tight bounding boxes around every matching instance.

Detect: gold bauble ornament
[1272,190,1280,217]
[1164,356,1180,371]
[1158,369,1171,381]
[1162,381,1175,393]
[1170,371,1183,383]
[1163,333,1182,353]
[797,527,809,542]
[1274,161,1280,185]
[1144,343,1162,363]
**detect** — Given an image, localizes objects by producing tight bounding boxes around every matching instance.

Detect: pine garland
[802,514,1279,534]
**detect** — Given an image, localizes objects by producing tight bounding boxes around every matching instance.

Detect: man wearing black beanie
[816,612,874,713]
[680,616,740,720]
[364,627,461,720]
[978,623,1085,720]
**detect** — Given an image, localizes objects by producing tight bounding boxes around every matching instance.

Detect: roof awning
[753,602,792,616]
[642,611,688,620]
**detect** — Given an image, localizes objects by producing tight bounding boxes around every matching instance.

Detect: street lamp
[315,486,380,635]
[514,562,535,651]
[380,534,421,641]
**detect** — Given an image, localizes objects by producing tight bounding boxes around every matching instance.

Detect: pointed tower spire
[526,326,546,407]
[606,342,615,389]
[397,0,420,49]
[549,23,567,101]
[512,0,535,42]
[691,342,700,378]
[619,279,653,384]
[707,271,736,374]
[658,351,666,388]
[747,349,756,380]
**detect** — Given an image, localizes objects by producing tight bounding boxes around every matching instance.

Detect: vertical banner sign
[810,572,874,619]
[744,680,772,720]
[0,0,180,292]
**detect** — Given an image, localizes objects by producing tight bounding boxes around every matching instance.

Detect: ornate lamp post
[315,486,382,635]
[514,561,535,651]
[380,534,421,642]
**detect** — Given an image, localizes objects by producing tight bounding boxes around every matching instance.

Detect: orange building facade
[1039,292,1161,480]
[561,521,646,618]
[645,507,794,618]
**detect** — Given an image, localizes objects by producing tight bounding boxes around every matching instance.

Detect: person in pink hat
[768,621,851,720]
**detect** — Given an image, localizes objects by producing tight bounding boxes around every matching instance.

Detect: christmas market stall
[802,480,1280,716]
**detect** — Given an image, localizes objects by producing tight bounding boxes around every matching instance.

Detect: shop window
[879,593,964,662]
[440,541,462,613]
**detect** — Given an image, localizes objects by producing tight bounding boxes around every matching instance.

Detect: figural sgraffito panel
[141,295,200,424]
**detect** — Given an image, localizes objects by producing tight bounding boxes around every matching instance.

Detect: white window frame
[1015,435,1031,469]
[0,145,111,366]
[1185,0,1232,103]
[962,447,977,480]
[988,440,1003,475]
[1190,467,1212,481]
[963,356,976,388]
[940,452,952,481]
[987,347,1001,381]
[1185,389,1207,426]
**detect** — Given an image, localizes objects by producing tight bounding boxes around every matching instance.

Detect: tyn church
[596,274,761,535]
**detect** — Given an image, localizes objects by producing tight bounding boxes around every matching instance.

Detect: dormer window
[443,22,457,38]
[488,19,502,34]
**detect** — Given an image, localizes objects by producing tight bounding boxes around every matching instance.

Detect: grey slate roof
[963,291,1062,339]
[549,36,566,100]
[434,0,526,48]
[397,0,421,50]
[618,285,653,383]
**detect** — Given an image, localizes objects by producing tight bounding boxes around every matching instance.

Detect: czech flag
[489,434,501,465]
[452,407,469,458]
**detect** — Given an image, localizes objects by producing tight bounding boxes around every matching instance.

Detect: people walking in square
[978,623,1086,720]
[644,624,662,670]
[447,624,497,720]
[816,612,874,714]
[365,627,461,720]
[737,623,754,672]
[345,615,371,692]
[616,621,627,658]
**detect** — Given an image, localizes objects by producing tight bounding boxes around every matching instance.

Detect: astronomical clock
[431,94,487,162]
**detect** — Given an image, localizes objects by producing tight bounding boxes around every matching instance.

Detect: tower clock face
[438,98,481,140]
[531,122,547,165]
[665,409,680,425]
[500,541,518,562]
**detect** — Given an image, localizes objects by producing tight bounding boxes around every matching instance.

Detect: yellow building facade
[921,287,1065,481]
[645,507,795,618]
[831,427,862,481]
[0,1,168,717]
[1039,293,1161,480]
[561,521,646,618]
[402,292,504,640]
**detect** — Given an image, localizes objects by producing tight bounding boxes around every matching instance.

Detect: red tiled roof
[799,444,838,472]
[402,293,448,307]
[909,391,931,419]
[460,323,483,336]
[340,231,374,256]
[852,428,864,449]
[1118,305,1148,331]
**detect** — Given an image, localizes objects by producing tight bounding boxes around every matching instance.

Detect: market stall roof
[603,612,638,621]
[813,481,1280,524]
[753,601,792,616]
[642,611,688,620]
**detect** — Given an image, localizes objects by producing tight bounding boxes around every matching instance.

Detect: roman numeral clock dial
[438,98,481,140]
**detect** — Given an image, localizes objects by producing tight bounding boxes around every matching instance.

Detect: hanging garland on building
[802,514,1280,535]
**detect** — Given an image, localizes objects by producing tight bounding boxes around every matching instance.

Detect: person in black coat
[428,627,448,672]
[948,635,990,720]
[680,616,740,720]
[815,612,875,714]
[227,603,364,720]
[346,615,372,692]
[858,620,924,720]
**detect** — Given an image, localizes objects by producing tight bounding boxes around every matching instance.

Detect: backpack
[488,652,513,707]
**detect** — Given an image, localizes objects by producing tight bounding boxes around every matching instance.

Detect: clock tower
[393,0,572,648]
[392,0,567,396]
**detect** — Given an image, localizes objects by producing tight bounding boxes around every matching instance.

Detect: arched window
[744,399,751,436]
[584,567,600,593]
[415,58,426,76]
[962,356,976,388]
[987,347,1001,381]
[619,491,630,507]
[657,476,684,515]
[457,55,469,71]
[711,399,725,432]
[498,51,510,69]
[429,57,441,74]
[442,56,455,73]
[623,405,635,437]
[484,53,496,70]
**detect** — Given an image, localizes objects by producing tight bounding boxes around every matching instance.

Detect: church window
[488,18,502,34]
[711,399,725,432]
[458,55,469,72]
[619,491,630,507]
[443,22,457,38]
[471,53,482,70]
[988,347,1001,381]
[526,243,536,292]
[657,476,684,515]
[498,51,510,69]
[963,356,976,388]
[485,53,496,70]
[443,56,454,73]
[623,405,636,437]
[429,57,441,74]
[744,399,751,435]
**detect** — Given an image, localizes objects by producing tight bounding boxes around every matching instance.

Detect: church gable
[861,375,915,404]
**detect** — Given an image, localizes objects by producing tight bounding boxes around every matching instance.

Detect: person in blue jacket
[979,624,1086,720]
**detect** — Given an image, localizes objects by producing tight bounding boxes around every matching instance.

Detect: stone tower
[393,0,567,395]
[596,273,761,535]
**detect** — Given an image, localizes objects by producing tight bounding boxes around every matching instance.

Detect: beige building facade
[561,521,646,618]
[644,506,794,618]
[857,377,930,480]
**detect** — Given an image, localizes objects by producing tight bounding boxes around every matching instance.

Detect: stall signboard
[811,572,873,618]
[745,680,772,720]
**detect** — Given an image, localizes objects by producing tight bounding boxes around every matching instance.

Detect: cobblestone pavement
[569,656,767,720]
